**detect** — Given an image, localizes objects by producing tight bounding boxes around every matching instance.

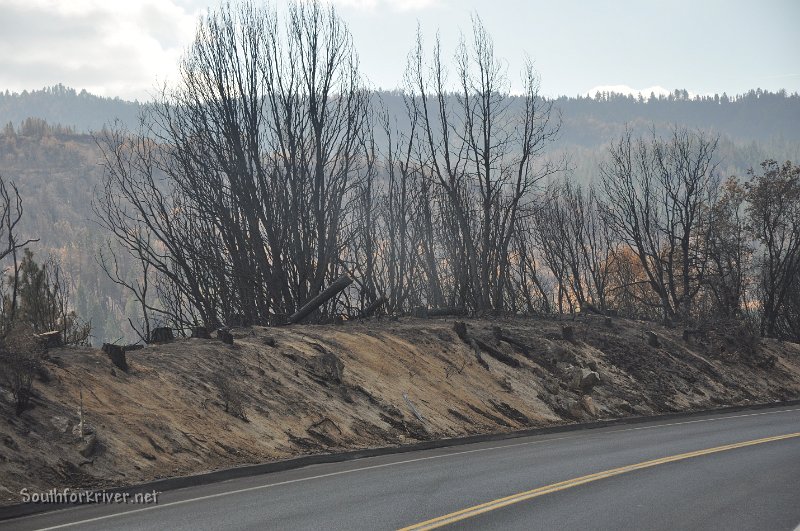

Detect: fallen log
[288,275,353,324]
[474,338,522,368]
[360,296,387,318]
[411,306,428,318]
[427,307,467,317]
[491,326,531,357]
[191,326,211,339]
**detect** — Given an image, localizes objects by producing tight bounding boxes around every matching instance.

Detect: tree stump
[562,326,575,341]
[453,321,469,342]
[149,327,174,344]
[217,328,234,345]
[35,331,62,349]
[102,343,127,372]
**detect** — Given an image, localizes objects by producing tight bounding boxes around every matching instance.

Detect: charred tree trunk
[288,275,353,324]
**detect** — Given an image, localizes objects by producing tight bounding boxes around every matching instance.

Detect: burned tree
[402,17,560,312]
[95,0,370,330]
[600,127,720,323]
[745,160,800,339]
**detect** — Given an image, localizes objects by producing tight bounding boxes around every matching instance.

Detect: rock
[72,423,94,436]
[587,360,598,371]
[309,349,344,384]
[79,433,97,457]
[263,336,277,347]
[555,361,573,374]
[581,395,599,416]
[571,368,601,392]
[647,331,660,347]
[50,416,72,434]
[566,399,584,419]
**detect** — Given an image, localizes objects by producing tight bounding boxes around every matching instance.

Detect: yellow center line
[399,431,800,531]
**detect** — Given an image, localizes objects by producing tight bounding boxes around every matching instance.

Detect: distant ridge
[0,84,142,133]
[2,85,799,147]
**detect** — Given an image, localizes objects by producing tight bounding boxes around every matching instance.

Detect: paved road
[4,405,800,531]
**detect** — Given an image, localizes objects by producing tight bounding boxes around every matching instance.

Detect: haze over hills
[3,84,800,146]
[0,85,799,343]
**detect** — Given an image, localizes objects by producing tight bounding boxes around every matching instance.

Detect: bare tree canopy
[96,0,369,330]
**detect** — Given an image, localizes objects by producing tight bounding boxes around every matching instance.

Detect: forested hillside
[0,85,799,344]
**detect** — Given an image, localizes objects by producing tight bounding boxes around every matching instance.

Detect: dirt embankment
[1,316,799,505]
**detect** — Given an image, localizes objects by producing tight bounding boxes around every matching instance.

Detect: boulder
[581,395,599,416]
[571,368,601,392]
[50,416,72,434]
[566,399,584,419]
[308,347,344,384]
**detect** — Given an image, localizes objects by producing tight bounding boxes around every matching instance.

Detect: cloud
[0,0,201,100]
[327,0,439,12]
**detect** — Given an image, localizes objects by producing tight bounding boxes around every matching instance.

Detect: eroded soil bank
[2,315,799,505]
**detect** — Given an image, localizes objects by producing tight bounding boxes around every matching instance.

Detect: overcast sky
[1,0,798,101]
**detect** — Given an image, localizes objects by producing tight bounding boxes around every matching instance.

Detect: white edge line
[23,406,800,530]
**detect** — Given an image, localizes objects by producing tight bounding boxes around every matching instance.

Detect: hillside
[1,315,798,505]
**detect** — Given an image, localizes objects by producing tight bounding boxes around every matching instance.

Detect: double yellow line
[399,431,800,530]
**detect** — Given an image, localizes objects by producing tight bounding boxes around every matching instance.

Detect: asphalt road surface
[4,405,800,531]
